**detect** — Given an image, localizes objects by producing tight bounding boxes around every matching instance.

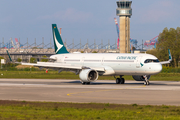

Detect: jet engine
[132,75,151,81]
[79,69,98,82]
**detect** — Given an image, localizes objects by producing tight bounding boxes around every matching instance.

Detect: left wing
[22,62,105,72]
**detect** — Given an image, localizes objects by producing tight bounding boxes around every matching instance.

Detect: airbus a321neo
[22,24,172,85]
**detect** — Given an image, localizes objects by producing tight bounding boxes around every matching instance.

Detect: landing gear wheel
[144,81,150,85]
[116,78,120,84]
[144,81,147,85]
[144,80,150,85]
[120,78,125,84]
[86,82,90,85]
[115,76,125,84]
[147,81,150,85]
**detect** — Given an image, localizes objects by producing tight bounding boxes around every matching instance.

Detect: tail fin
[6,50,12,62]
[52,24,69,54]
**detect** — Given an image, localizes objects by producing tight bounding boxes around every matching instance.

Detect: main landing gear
[143,75,150,85]
[114,76,125,84]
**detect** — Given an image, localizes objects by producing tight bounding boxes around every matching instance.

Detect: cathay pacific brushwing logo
[54,31,63,53]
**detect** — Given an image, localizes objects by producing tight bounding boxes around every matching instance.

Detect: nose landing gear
[115,76,125,84]
[143,75,150,85]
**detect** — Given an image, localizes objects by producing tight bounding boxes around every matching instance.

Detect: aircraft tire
[144,81,150,85]
[116,78,121,84]
[147,81,150,85]
[120,78,125,84]
[144,81,147,85]
[86,82,91,85]
[82,82,86,85]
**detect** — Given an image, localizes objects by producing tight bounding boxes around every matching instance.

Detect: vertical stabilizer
[52,24,69,54]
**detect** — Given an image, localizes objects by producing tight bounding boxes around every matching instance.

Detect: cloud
[38,8,93,23]
[138,1,176,24]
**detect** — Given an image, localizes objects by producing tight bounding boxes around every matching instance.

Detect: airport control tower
[116,0,132,53]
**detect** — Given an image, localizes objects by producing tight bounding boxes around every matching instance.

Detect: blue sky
[0,0,179,46]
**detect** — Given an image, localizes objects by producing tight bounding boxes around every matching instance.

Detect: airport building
[116,0,132,53]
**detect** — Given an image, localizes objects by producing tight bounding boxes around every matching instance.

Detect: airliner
[22,24,172,85]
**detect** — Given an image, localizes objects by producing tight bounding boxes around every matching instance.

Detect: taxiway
[0,79,180,106]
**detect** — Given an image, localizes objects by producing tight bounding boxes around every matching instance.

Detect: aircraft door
[136,56,142,68]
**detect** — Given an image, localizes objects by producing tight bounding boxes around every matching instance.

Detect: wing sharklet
[160,49,172,65]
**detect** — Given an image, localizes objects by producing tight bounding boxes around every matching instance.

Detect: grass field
[0,70,179,81]
[0,100,180,120]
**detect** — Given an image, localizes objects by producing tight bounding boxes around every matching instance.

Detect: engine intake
[79,69,98,82]
[132,75,151,81]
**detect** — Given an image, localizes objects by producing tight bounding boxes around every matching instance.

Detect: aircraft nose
[155,64,162,73]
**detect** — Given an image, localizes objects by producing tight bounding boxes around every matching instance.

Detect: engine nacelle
[132,75,151,81]
[79,69,98,82]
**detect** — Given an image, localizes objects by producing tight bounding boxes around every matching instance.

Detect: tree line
[147,27,180,67]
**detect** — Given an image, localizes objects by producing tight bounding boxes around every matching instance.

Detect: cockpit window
[144,59,159,63]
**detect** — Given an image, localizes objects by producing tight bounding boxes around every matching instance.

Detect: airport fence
[0,38,119,54]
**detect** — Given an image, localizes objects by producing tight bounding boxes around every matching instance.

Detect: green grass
[0,100,180,120]
[0,70,180,81]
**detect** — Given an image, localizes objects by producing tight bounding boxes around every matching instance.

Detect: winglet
[160,49,172,64]
[6,50,12,62]
[52,24,69,54]
[168,49,172,62]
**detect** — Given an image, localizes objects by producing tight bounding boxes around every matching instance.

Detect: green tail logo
[52,24,69,54]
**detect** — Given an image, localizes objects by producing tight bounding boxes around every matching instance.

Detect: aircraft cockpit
[144,59,159,63]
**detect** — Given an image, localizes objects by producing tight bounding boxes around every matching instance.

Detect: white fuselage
[50,53,162,76]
